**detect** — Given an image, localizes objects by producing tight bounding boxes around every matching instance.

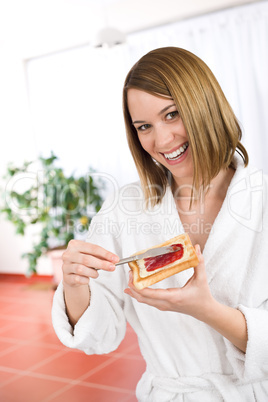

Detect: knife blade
[115,244,181,266]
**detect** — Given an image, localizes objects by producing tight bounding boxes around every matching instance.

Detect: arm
[63,284,90,328]
[124,245,248,353]
[203,297,247,353]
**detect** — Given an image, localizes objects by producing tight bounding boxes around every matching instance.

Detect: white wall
[0,45,38,274]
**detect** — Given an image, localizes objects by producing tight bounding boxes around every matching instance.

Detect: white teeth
[164,142,189,160]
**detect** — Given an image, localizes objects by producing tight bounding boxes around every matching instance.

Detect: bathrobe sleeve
[223,304,268,381]
[222,171,268,381]
[52,194,128,355]
[240,303,268,376]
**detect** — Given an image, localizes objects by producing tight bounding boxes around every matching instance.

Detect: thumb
[193,244,206,278]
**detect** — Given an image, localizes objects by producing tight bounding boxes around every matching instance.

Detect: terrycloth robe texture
[52,157,268,401]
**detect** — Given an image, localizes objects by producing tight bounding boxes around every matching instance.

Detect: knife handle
[115,256,137,266]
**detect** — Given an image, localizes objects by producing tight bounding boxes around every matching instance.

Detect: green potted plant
[0,152,104,279]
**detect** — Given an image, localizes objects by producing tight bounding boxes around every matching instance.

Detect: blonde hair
[123,47,248,207]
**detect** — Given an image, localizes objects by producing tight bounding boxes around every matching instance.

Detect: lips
[162,142,189,162]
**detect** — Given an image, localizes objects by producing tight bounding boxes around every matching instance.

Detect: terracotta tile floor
[0,275,146,402]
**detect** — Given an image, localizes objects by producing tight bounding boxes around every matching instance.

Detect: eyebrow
[132,104,176,125]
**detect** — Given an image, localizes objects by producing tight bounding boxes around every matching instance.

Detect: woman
[52,47,268,401]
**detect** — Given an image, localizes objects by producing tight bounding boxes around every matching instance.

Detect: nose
[154,123,175,150]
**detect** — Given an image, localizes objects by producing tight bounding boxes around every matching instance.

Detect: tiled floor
[0,274,146,402]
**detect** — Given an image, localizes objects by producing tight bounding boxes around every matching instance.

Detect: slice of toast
[128,233,199,289]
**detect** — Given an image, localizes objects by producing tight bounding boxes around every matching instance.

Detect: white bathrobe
[52,156,268,401]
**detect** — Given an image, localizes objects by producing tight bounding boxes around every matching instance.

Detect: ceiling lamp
[92,26,126,48]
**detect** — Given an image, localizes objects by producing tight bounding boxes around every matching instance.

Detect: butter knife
[115,244,181,266]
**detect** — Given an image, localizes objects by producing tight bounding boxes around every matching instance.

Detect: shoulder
[242,163,268,193]
[231,156,268,188]
[230,159,268,221]
[227,157,268,210]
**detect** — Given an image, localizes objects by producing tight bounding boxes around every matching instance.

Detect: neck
[207,167,235,200]
[172,167,235,205]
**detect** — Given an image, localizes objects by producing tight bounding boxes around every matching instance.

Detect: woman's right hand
[62,239,120,288]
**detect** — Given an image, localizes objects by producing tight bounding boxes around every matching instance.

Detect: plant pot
[47,248,66,285]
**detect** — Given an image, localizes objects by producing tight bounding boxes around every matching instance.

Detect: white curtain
[27,0,268,194]
[127,1,268,173]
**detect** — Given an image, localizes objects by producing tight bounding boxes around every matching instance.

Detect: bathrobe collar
[159,155,255,283]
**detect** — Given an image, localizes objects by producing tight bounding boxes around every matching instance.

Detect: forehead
[127,89,173,119]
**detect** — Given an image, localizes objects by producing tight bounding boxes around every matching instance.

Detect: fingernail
[111,256,119,263]
[109,264,115,271]
[124,289,131,296]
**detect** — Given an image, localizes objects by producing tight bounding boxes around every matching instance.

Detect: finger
[127,271,175,301]
[73,264,100,279]
[194,244,204,262]
[75,253,117,271]
[67,240,119,263]
[67,273,91,286]
[193,244,206,279]
[125,272,177,310]
[124,284,175,312]
[74,274,90,285]
[131,286,179,302]
[63,264,100,286]
[63,249,117,272]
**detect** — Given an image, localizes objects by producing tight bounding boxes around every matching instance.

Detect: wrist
[63,281,91,303]
[191,294,217,323]
[200,297,222,325]
[63,282,91,327]
[63,280,90,291]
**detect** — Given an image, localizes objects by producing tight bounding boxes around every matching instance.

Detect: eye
[136,123,151,132]
[166,111,179,120]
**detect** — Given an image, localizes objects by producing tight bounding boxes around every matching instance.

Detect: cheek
[138,135,152,153]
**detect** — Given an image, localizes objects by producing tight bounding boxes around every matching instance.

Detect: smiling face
[127,88,194,186]
[123,47,247,207]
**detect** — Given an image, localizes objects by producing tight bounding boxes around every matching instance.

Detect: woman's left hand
[125,244,248,352]
[124,245,214,321]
